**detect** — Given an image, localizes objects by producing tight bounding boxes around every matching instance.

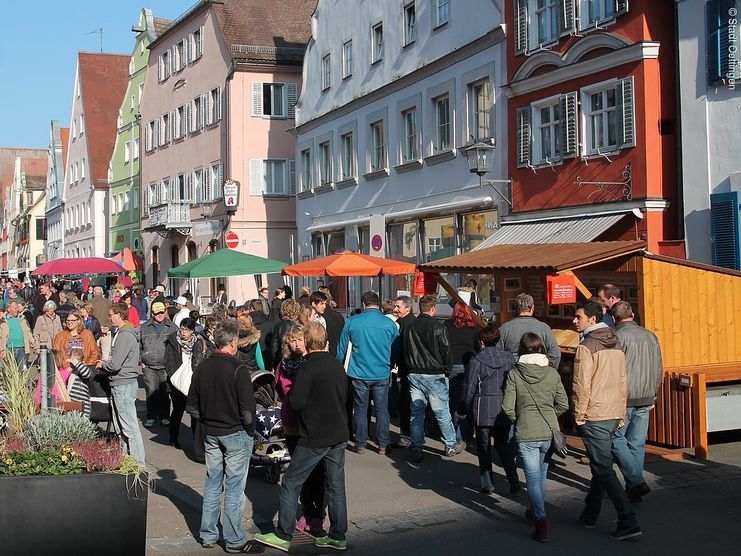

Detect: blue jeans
[276,442,348,542]
[611,405,651,488]
[408,373,457,449]
[110,381,146,465]
[351,378,390,449]
[580,420,638,529]
[201,430,254,548]
[518,440,552,520]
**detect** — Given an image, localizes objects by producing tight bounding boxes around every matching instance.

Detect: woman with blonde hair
[270,299,301,369]
[53,309,99,365]
[236,313,264,371]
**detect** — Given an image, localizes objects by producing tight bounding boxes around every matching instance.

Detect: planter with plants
[0,355,148,556]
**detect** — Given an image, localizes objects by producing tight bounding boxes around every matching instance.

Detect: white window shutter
[199,96,205,129]
[217,163,224,198]
[249,159,263,195]
[189,34,195,63]
[204,167,212,201]
[182,106,188,137]
[199,26,204,57]
[204,93,212,126]
[217,88,222,121]
[289,160,296,195]
[252,82,263,117]
[188,101,194,133]
[559,0,576,36]
[515,0,528,55]
[618,77,635,148]
[194,171,202,203]
[158,55,163,82]
[287,83,298,118]
[183,40,189,67]
[615,0,629,17]
[169,110,175,143]
[560,92,579,158]
[154,119,160,147]
[516,106,531,167]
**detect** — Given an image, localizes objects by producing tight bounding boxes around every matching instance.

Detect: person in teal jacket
[337,291,400,454]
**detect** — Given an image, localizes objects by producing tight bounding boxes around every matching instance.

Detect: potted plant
[0,355,148,556]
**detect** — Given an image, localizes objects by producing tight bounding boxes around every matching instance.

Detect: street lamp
[464,141,512,208]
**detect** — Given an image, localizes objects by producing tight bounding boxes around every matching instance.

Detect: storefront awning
[418,241,647,274]
[474,213,629,250]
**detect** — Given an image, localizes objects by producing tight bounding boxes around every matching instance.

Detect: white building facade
[295,0,507,303]
[45,121,66,261]
[677,0,741,263]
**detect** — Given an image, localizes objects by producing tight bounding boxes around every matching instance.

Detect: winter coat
[337,309,400,381]
[237,328,264,372]
[573,324,627,424]
[614,321,663,407]
[139,318,178,369]
[402,314,450,375]
[461,346,517,426]
[498,316,562,370]
[502,354,569,443]
[323,306,345,357]
[33,313,63,349]
[164,331,206,377]
[444,322,481,367]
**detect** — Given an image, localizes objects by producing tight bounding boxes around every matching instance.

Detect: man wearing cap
[140,301,178,428]
[173,296,191,327]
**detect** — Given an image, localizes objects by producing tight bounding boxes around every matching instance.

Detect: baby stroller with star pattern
[251,369,290,483]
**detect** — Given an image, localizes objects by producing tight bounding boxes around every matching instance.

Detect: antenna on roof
[84,28,104,52]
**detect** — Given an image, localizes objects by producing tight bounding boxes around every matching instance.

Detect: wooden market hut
[418,241,741,459]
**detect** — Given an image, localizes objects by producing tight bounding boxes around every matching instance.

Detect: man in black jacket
[255,322,349,553]
[403,294,465,463]
[186,320,264,554]
[392,295,415,446]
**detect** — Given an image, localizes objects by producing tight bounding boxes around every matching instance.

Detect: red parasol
[31,257,125,276]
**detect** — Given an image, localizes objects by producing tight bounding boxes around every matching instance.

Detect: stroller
[251,369,290,483]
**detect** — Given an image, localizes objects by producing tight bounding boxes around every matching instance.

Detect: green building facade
[108,9,162,256]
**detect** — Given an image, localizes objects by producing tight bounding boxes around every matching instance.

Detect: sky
[0,2,189,149]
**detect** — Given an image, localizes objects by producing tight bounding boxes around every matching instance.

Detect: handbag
[170,352,193,396]
[516,371,568,459]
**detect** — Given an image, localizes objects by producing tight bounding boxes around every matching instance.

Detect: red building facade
[504,0,680,255]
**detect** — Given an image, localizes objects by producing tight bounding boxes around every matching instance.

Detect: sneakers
[609,526,643,541]
[410,447,424,463]
[224,541,266,554]
[314,536,347,551]
[444,441,466,457]
[578,514,597,529]
[144,419,156,428]
[253,532,290,553]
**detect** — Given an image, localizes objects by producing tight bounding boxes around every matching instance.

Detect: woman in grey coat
[32,300,63,349]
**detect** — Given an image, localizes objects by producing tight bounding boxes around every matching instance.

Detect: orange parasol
[111,247,144,271]
[281,251,416,277]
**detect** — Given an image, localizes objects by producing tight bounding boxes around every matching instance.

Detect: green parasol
[167,248,286,279]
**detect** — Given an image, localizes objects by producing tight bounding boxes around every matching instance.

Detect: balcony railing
[146,200,192,230]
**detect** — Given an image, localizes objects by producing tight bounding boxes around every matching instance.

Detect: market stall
[418,241,741,458]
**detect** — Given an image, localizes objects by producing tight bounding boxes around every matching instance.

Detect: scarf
[177,332,197,354]
[280,356,305,380]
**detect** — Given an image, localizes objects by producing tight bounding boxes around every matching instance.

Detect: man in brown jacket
[573,300,641,541]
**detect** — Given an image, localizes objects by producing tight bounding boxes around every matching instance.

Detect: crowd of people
[0,276,664,552]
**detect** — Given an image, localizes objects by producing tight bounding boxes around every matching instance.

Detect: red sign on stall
[413,271,439,296]
[547,274,577,304]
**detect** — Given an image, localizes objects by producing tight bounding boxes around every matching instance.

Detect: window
[174,39,186,72]
[250,160,295,196]
[207,87,221,125]
[534,100,561,163]
[435,0,450,27]
[586,87,617,152]
[133,138,140,160]
[530,0,558,46]
[159,50,171,81]
[130,95,135,111]
[191,96,204,131]
[124,141,131,163]
[265,160,288,194]
[190,27,204,61]
[176,174,187,201]
[319,141,332,184]
[579,0,614,30]
[124,191,130,211]
[402,108,418,161]
[707,0,741,86]
[175,105,187,139]
[469,80,490,141]
[138,83,144,104]
[35,218,47,241]
[252,82,297,118]
[160,112,171,146]
[80,159,86,181]
[404,3,417,45]
[79,114,85,135]
[434,95,451,151]
[321,54,331,90]
[146,120,156,151]
[372,23,384,63]
[300,149,312,192]
[341,133,355,179]
[71,119,76,138]
[209,162,224,200]
[133,188,140,209]
[370,120,386,170]
[342,40,353,78]
[192,169,203,203]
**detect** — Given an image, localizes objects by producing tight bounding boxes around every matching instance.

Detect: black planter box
[0,472,148,556]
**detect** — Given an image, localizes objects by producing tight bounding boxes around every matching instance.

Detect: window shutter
[560,92,579,158]
[217,164,224,198]
[287,83,298,118]
[204,93,212,126]
[189,33,196,63]
[711,191,741,270]
[169,110,175,143]
[194,172,202,203]
[617,77,635,148]
[183,40,189,67]
[515,0,528,55]
[199,95,206,128]
[182,106,188,138]
[199,26,205,57]
[289,160,296,195]
[251,82,263,117]
[203,167,212,201]
[158,55,163,82]
[188,101,194,133]
[559,0,576,36]
[154,119,160,148]
[516,106,531,167]
[249,159,264,195]
[217,88,222,121]
[615,0,629,17]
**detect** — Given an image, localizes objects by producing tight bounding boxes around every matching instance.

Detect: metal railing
[147,200,192,229]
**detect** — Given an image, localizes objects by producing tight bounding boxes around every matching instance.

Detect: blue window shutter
[707,0,740,86]
[711,191,741,270]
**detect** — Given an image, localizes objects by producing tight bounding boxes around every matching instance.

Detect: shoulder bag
[516,371,568,459]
